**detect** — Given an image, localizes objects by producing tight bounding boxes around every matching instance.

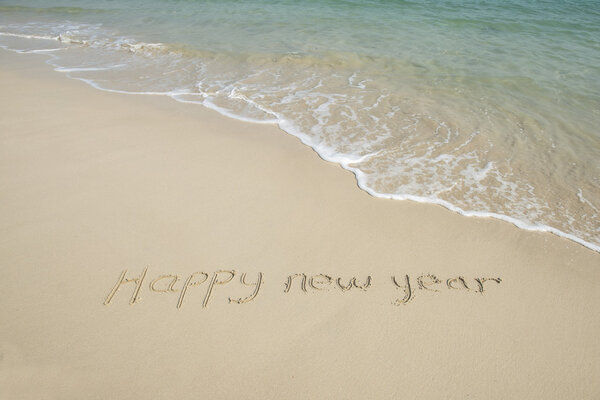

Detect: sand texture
[1,49,599,399]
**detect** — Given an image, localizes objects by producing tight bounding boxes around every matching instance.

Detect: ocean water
[1,0,599,251]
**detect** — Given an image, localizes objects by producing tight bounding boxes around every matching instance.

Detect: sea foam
[1,11,598,253]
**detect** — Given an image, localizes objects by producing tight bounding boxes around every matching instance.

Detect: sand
[1,49,599,399]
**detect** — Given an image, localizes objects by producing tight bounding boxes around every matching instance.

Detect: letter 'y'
[391,274,413,306]
[229,273,263,304]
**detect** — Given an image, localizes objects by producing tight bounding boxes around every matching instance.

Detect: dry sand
[1,49,599,399]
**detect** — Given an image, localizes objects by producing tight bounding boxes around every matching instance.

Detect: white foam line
[172,95,279,125]
[28,48,64,53]
[229,88,280,120]
[0,31,58,41]
[347,166,600,253]
[0,44,63,54]
[56,66,116,72]
[276,119,600,253]
[578,188,599,213]
[3,45,598,253]
[68,76,190,96]
[46,52,279,123]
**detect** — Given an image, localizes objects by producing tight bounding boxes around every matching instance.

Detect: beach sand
[1,49,599,399]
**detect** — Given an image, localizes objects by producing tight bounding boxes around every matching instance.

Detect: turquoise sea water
[1,0,599,251]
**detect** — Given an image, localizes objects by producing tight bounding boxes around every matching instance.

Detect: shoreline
[2,39,598,253]
[1,48,599,399]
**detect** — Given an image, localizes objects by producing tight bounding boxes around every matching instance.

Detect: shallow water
[1,0,599,251]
